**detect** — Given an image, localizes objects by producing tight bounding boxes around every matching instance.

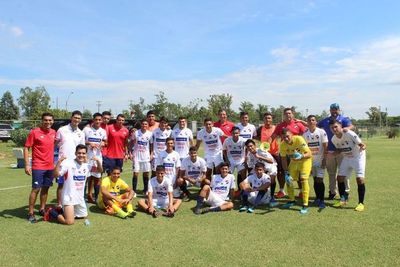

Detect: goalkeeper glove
[292,151,303,160]
[285,172,293,185]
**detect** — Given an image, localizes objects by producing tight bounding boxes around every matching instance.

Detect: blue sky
[1,0,400,118]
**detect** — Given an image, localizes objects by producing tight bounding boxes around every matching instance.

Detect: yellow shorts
[288,160,312,181]
[97,192,130,210]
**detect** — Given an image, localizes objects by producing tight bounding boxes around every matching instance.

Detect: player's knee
[226,202,234,210]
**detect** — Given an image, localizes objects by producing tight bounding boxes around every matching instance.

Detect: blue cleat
[282,201,295,209]
[269,198,279,208]
[319,201,326,209]
[300,207,309,214]
[239,206,248,212]
[247,206,255,213]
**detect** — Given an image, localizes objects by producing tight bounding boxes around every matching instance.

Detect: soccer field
[0,137,399,266]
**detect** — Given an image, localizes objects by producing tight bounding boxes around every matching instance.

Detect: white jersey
[56,124,85,160]
[303,128,328,162]
[331,130,365,159]
[148,176,173,201]
[181,156,207,181]
[58,159,91,205]
[151,128,172,158]
[247,148,276,170]
[210,174,236,200]
[236,123,257,141]
[223,136,246,165]
[133,129,153,162]
[197,127,224,157]
[83,126,107,159]
[155,150,181,183]
[171,127,193,159]
[244,173,271,191]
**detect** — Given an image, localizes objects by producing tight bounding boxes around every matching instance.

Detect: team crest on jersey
[40,135,44,138]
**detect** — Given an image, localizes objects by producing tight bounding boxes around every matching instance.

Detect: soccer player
[222,126,246,190]
[138,165,182,218]
[330,120,367,211]
[177,146,208,200]
[194,162,235,215]
[245,139,278,207]
[151,116,172,177]
[239,162,272,213]
[280,128,312,214]
[46,144,102,225]
[130,119,153,194]
[84,112,107,203]
[213,109,235,144]
[55,110,85,208]
[236,111,257,141]
[171,116,194,160]
[104,114,129,173]
[97,166,135,218]
[100,111,111,159]
[155,137,181,197]
[303,115,328,209]
[146,110,160,132]
[24,112,56,223]
[196,117,226,179]
[256,112,285,199]
[318,103,354,199]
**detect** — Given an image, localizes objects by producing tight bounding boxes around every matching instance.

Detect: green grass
[0,137,400,266]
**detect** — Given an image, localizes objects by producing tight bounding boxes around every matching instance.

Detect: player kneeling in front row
[138,165,182,218]
[239,162,271,213]
[45,144,102,225]
[97,166,135,219]
[194,162,235,215]
[330,120,367,211]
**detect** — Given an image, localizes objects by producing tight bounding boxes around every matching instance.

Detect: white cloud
[270,47,299,66]
[10,26,23,37]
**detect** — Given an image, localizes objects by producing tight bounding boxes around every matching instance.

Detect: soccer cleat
[152,210,161,218]
[275,191,286,199]
[201,207,210,214]
[239,206,249,212]
[300,207,309,214]
[162,211,175,218]
[194,207,202,215]
[333,198,347,208]
[27,213,37,223]
[105,206,116,215]
[282,201,295,209]
[354,203,365,212]
[328,192,336,200]
[269,198,279,208]
[39,209,45,216]
[319,201,326,209]
[181,193,190,202]
[127,210,137,217]
[247,206,255,213]
[313,199,321,206]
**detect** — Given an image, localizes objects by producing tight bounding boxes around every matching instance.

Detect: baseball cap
[330,103,340,110]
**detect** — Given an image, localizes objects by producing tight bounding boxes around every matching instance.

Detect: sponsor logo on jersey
[205,139,218,145]
[88,137,102,142]
[73,175,86,181]
[176,137,188,141]
[164,163,175,167]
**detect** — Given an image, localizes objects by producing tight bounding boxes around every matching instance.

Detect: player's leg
[137,198,149,211]
[39,170,54,213]
[334,158,352,207]
[86,176,95,203]
[282,164,297,209]
[275,155,286,198]
[354,153,366,211]
[219,201,234,211]
[239,182,251,211]
[194,185,211,214]
[326,153,338,199]
[58,205,75,225]
[28,170,44,222]
[176,177,190,201]
[132,171,139,193]
[56,177,64,208]
[93,177,101,201]
[143,171,149,194]
[172,198,182,211]
[299,161,311,214]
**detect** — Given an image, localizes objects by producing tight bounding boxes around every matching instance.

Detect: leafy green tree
[128,97,147,119]
[255,104,269,122]
[48,108,70,119]
[18,86,51,119]
[0,91,20,120]
[207,93,234,120]
[366,106,387,126]
[239,101,257,123]
[82,109,92,119]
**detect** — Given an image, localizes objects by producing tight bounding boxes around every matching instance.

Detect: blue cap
[330,103,340,110]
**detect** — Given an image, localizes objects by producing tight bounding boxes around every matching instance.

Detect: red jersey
[259,125,279,155]
[213,120,235,143]
[274,120,307,137]
[106,124,129,159]
[24,127,56,170]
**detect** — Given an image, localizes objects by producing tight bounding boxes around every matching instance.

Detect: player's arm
[124,135,129,160]
[167,191,174,212]
[195,138,202,151]
[92,156,103,173]
[255,152,274,164]
[321,141,328,168]
[149,143,154,161]
[257,181,271,192]
[358,142,366,151]
[23,146,32,176]
[223,148,228,162]
[239,179,251,192]
[53,156,66,178]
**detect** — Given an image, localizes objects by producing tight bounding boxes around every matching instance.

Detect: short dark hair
[254,162,265,170]
[71,110,82,117]
[178,116,186,120]
[283,107,293,113]
[240,111,248,117]
[263,112,273,118]
[165,137,174,144]
[140,119,148,124]
[102,111,111,116]
[245,139,256,147]
[189,146,197,153]
[41,112,53,119]
[116,114,125,120]
[231,126,240,133]
[307,114,316,120]
[156,165,165,172]
[75,144,87,152]
[281,128,292,135]
[92,112,102,119]
[159,116,168,123]
[111,166,121,173]
[203,117,213,123]
[329,119,342,126]
[147,110,156,117]
[219,162,230,169]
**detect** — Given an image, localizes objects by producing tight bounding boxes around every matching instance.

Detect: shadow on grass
[0,204,30,220]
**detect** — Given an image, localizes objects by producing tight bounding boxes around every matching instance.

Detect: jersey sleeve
[55,128,62,142]
[197,130,204,141]
[119,179,129,191]
[180,159,187,171]
[175,157,181,168]
[230,175,236,190]
[167,180,173,192]
[147,180,153,193]
[348,130,362,145]
[200,159,207,172]
[321,129,328,143]
[24,130,35,148]
[216,127,224,137]
[297,136,311,154]
[101,177,111,188]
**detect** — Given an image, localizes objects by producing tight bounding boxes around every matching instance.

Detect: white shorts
[248,190,271,205]
[229,161,246,173]
[311,160,325,178]
[338,152,366,178]
[133,161,151,173]
[205,191,227,208]
[63,202,87,218]
[205,153,224,169]
[152,198,169,209]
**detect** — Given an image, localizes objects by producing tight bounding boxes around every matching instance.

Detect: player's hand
[24,166,32,176]
[359,143,366,151]
[284,172,293,185]
[148,207,155,214]
[168,206,175,213]
[92,156,100,162]
[58,156,67,163]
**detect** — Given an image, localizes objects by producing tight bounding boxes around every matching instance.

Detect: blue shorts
[32,169,53,189]
[103,157,124,174]
[57,175,64,185]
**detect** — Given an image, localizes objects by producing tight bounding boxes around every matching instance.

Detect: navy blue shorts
[32,169,53,188]
[103,157,124,174]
